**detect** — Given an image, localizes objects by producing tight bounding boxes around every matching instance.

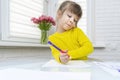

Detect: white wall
[0,0,120,61]
[0,47,52,62]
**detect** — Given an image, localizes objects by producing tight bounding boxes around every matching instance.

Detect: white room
[0,0,120,80]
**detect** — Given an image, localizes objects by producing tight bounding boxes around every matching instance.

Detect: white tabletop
[41,59,120,80]
[0,57,120,80]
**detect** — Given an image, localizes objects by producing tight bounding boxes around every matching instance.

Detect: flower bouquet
[31,15,55,44]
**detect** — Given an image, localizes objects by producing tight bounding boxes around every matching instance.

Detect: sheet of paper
[0,68,91,80]
[94,62,120,77]
[42,60,90,68]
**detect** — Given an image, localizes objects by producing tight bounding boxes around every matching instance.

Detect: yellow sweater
[48,27,94,63]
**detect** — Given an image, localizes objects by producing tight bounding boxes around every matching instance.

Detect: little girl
[48,1,94,64]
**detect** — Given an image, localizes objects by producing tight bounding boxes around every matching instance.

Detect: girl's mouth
[66,24,71,27]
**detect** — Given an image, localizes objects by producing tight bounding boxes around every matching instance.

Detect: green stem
[40,30,48,44]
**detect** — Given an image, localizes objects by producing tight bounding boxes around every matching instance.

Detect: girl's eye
[67,14,77,23]
[67,14,71,18]
[74,19,77,23]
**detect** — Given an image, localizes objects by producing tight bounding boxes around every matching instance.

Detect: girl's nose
[70,18,74,23]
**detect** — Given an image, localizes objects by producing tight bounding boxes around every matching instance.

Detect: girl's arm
[68,28,94,59]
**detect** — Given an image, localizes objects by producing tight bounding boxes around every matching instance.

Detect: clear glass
[40,30,48,44]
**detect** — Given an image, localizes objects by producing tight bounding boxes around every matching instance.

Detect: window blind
[9,0,46,43]
[57,0,87,34]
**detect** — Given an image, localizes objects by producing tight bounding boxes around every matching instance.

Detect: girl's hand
[59,51,70,64]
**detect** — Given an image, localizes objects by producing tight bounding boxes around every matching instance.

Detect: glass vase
[40,30,48,44]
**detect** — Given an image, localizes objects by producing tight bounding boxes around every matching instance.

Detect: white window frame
[0,0,49,47]
[87,0,105,47]
[0,0,105,47]
[0,0,9,41]
[87,0,96,44]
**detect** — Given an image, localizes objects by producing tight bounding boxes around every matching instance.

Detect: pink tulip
[31,15,56,30]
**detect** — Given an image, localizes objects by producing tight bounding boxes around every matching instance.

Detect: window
[0,0,97,46]
[0,0,48,43]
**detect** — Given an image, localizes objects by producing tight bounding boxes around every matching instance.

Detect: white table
[0,58,120,80]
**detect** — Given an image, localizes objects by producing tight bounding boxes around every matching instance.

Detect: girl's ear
[57,10,62,18]
[56,10,62,21]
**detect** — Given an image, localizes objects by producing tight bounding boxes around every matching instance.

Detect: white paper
[94,62,120,77]
[0,68,91,80]
[42,60,90,68]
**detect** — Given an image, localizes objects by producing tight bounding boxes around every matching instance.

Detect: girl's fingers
[60,55,70,61]
[60,57,69,64]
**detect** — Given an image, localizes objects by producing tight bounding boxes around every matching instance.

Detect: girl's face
[57,10,79,32]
